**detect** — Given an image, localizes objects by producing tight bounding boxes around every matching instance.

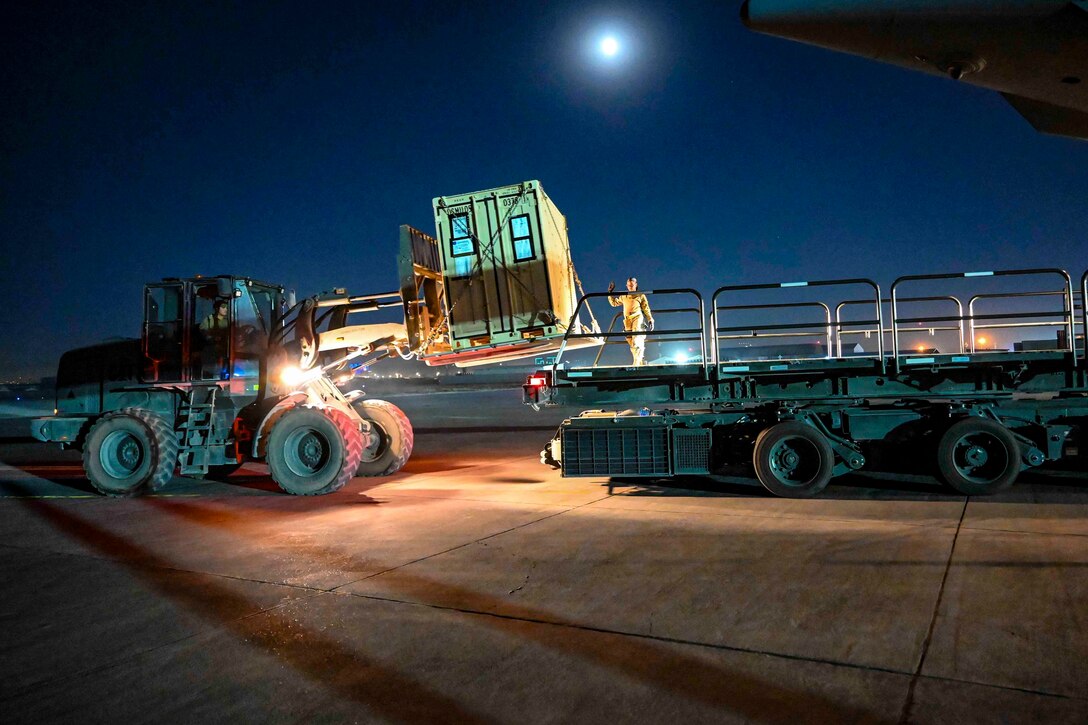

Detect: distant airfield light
[599,35,620,58]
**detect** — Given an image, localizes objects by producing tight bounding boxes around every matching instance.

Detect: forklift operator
[200,299,230,334]
[198,299,230,378]
[608,277,654,367]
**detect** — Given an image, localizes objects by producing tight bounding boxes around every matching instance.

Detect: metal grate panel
[561,427,669,477]
[672,428,711,475]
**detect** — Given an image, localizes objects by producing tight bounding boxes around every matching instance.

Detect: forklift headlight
[280,365,320,387]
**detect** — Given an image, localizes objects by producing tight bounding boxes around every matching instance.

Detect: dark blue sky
[3,1,1086,379]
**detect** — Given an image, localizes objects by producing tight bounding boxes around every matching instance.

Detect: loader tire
[936,418,1020,496]
[267,407,363,495]
[82,409,178,497]
[752,421,834,498]
[352,399,414,477]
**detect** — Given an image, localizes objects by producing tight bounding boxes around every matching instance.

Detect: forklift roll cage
[141,276,288,386]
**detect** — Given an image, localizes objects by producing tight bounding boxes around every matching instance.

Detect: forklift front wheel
[353,399,414,477]
[267,407,363,495]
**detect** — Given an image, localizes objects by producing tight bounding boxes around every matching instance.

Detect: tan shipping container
[398,180,599,366]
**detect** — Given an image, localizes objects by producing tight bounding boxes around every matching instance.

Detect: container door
[500,194,555,336]
[440,205,493,345]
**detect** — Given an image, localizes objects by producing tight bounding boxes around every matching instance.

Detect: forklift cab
[142,276,285,387]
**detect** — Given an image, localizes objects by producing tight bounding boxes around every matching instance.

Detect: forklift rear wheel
[82,409,178,497]
[353,399,414,476]
[752,421,835,498]
[936,418,1020,495]
[267,407,363,495]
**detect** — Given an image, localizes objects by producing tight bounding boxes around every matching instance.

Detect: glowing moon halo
[600,36,619,57]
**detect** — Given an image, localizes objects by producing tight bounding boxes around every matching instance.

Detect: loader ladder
[178,385,218,476]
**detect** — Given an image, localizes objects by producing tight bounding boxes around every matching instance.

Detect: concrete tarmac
[1,389,1087,723]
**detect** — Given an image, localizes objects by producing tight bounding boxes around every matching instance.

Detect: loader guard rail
[890,268,1076,368]
[530,267,1088,407]
[711,277,884,373]
[1081,269,1088,363]
[835,296,965,358]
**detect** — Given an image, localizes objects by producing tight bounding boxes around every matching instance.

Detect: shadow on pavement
[4,481,491,724]
[143,497,892,723]
[608,468,1086,503]
[607,472,958,501]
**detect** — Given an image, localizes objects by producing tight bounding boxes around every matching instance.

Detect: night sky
[3,1,1086,380]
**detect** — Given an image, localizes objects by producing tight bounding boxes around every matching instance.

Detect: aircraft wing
[1003,93,1088,139]
[742,0,1088,141]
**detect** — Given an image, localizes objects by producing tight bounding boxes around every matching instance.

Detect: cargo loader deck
[524,267,1088,497]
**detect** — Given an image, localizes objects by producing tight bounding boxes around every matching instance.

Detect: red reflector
[528,376,547,387]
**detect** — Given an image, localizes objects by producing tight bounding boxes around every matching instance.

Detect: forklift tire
[82,409,178,497]
[352,399,414,477]
[267,407,363,495]
[752,421,835,498]
[936,418,1020,496]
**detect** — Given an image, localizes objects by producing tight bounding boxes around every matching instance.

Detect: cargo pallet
[524,267,1088,497]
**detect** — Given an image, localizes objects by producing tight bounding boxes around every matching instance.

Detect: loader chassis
[527,267,1088,497]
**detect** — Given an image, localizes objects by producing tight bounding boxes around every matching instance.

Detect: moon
[600,36,619,57]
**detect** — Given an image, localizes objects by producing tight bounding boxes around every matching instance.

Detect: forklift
[32,275,413,496]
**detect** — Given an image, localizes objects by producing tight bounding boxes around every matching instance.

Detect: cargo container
[398,180,601,366]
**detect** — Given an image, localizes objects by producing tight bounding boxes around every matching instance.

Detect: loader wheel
[937,418,1020,496]
[752,421,834,498]
[352,399,414,476]
[267,407,363,495]
[82,409,178,497]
